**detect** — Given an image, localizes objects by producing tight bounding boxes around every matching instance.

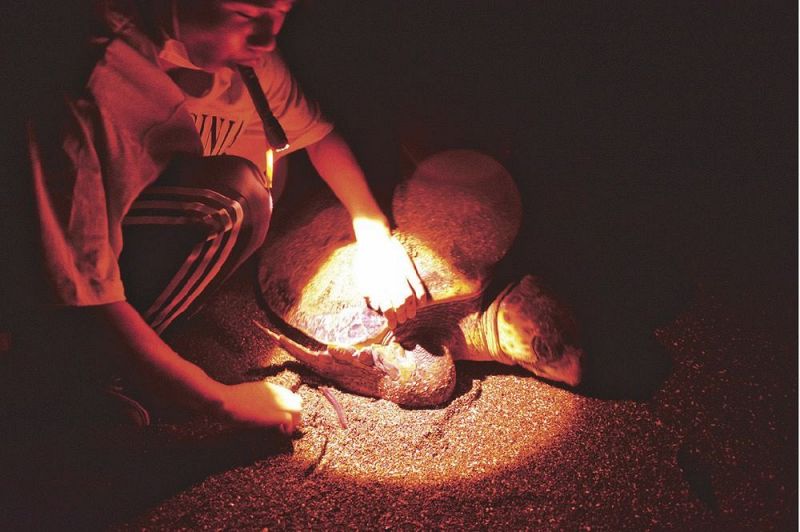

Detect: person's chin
[194,60,229,73]
[195,56,243,72]
[233,56,262,68]
[198,55,261,72]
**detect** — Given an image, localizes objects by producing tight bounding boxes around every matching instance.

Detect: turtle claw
[330,345,377,368]
[253,320,390,395]
[252,320,334,367]
[329,345,359,363]
[253,320,456,407]
[355,348,375,367]
[254,321,388,374]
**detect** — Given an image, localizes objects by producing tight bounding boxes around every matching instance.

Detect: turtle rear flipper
[254,321,456,407]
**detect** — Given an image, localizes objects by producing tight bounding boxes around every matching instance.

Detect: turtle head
[494,275,584,387]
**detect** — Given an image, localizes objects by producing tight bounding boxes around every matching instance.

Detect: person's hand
[218,381,302,433]
[352,217,426,328]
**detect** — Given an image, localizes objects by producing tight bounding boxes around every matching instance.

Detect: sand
[84,265,792,531]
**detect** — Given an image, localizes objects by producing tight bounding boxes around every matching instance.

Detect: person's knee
[162,154,272,244]
[213,156,272,226]
[227,158,271,247]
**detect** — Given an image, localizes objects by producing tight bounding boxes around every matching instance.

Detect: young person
[15,0,425,431]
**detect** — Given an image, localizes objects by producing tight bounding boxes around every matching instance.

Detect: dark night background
[276,0,797,397]
[280,0,796,287]
[2,1,796,380]
[0,1,796,528]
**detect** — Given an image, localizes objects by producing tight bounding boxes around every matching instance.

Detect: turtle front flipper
[254,322,456,407]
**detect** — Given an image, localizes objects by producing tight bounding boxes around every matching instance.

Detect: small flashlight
[237,65,290,152]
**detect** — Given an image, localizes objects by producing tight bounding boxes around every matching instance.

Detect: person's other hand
[353,218,426,328]
[219,381,302,433]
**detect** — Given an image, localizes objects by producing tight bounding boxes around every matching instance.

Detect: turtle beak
[524,345,583,387]
[558,347,583,386]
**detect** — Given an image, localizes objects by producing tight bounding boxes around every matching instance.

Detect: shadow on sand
[0,421,294,531]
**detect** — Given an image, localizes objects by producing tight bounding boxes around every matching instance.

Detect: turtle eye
[532,336,548,361]
[533,336,562,362]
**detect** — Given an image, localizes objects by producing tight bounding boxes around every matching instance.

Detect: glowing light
[351,216,428,323]
[260,220,584,486]
[265,149,274,189]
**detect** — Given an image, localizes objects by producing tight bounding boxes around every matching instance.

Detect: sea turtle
[257,150,583,407]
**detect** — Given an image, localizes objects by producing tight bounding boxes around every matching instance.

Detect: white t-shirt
[157,38,333,172]
[27,7,332,306]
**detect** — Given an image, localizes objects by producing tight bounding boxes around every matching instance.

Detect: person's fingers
[264,381,303,414]
[413,282,427,305]
[279,410,301,434]
[278,404,303,434]
[404,289,417,320]
[403,258,427,304]
[383,306,397,329]
[394,297,407,325]
[277,386,303,413]
[397,285,417,322]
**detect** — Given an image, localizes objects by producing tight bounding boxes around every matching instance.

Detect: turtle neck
[455,282,516,365]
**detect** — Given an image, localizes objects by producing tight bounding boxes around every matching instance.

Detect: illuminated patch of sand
[275,360,582,486]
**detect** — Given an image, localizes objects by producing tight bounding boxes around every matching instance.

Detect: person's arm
[86,301,302,432]
[305,130,426,327]
[23,82,301,430]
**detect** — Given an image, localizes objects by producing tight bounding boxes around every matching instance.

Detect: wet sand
[84,264,792,531]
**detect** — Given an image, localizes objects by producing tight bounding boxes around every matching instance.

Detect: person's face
[176,0,294,70]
